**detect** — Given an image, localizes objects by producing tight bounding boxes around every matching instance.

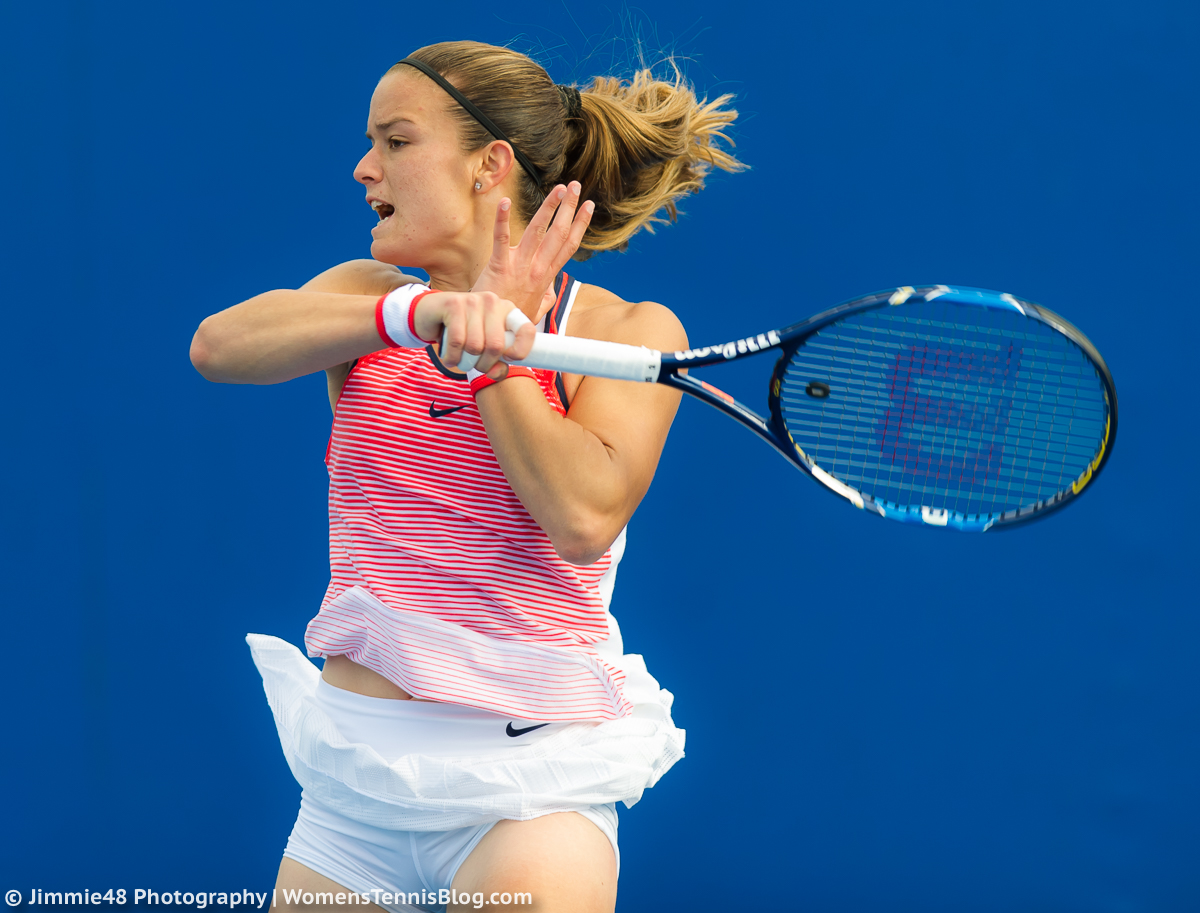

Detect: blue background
[2,0,1197,910]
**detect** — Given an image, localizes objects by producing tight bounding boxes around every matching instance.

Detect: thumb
[535,284,557,322]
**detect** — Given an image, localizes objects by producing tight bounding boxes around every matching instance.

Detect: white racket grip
[505,307,662,382]
[444,307,662,383]
[509,334,662,383]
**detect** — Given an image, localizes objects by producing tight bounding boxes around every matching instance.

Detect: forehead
[367,69,456,133]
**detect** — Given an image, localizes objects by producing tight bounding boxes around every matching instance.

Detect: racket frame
[658,285,1118,531]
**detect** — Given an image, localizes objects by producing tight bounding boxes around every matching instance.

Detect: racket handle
[512,334,662,382]
[443,308,663,383]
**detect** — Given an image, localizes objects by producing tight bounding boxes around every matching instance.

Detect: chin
[369,236,408,266]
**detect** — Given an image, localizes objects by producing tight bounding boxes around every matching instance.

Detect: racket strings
[777,299,1107,518]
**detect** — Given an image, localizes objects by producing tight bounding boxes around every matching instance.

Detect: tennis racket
[449,285,1117,532]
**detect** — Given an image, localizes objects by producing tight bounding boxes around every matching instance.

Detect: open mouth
[370,200,395,221]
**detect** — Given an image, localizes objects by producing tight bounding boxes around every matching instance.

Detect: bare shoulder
[310,260,422,410]
[568,283,688,352]
[301,259,424,296]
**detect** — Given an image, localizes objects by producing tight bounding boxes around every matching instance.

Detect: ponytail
[565,68,745,257]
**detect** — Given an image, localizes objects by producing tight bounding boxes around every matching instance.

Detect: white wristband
[378,283,435,349]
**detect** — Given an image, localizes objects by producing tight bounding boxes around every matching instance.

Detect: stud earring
[475,182,483,191]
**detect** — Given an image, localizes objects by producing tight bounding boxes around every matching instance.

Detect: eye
[387,137,407,150]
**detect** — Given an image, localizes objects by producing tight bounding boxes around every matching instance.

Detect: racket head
[767,285,1117,531]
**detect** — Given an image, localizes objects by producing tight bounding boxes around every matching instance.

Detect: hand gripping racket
[449,285,1117,532]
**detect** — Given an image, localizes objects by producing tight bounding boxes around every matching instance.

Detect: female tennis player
[191,41,742,912]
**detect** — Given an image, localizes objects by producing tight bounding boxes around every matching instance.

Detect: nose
[354,146,380,186]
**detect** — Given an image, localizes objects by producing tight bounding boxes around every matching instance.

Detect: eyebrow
[368,117,416,136]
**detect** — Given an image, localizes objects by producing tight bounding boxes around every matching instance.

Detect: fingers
[566,196,596,253]
[533,182,595,278]
[436,294,467,368]
[436,292,514,374]
[553,196,594,274]
[489,197,513,266]
[505,322,538,362]
[502,181,592,305]
[475,293,511,375]
[523,183,567,243]
[544,183,579,254]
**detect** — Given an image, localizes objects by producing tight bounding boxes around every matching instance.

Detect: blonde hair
[390,41,745,258]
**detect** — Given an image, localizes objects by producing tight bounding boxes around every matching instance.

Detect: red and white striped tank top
[304,273,633,721]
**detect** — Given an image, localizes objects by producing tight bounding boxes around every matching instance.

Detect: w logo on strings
[876,343,1022,486]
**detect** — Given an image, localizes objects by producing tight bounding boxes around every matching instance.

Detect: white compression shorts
[281,678,618,913]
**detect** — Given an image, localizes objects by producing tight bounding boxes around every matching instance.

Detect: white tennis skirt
[247,633,685,831]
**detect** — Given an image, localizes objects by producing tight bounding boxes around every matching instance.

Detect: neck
[425,204,530,292]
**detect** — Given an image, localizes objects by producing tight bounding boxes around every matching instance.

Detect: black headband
[394,57,545,188]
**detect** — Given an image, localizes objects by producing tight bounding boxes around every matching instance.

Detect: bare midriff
[321,654,418,699]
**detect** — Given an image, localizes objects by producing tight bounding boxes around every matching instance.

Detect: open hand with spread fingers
[410,182,594,379]
[473,181,595,326]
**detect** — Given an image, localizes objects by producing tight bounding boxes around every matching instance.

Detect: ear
[474,140,518,193]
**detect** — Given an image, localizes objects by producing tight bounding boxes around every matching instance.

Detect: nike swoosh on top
[506,722,550,738]
[429,402,467,418]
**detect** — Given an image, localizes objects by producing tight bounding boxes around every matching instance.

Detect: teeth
[371,200,382,211]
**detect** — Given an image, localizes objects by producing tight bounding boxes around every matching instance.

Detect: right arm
[189,259,420,386]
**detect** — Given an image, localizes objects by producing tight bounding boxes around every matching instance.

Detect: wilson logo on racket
[876,343,1022,486]
[674,330,781,361]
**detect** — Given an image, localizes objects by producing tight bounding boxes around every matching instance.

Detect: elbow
[189,318,227,382]
[551,512,623,567]
[189,321,217,379]
[191,315,254,383]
